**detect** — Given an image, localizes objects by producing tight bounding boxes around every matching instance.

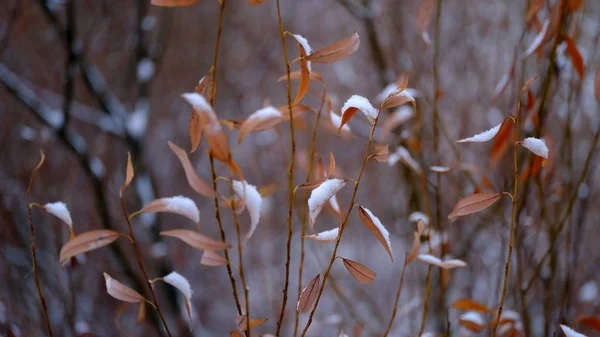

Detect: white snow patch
[163,271,193,301]
[341,95,378,124]
[457,122,502,143]
[308,179,347,227]
[232,180,263,241]
[44,201,73,227]
[521,137,549,159]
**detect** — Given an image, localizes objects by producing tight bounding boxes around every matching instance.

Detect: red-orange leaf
[161,229,230,251]
[577,316,600,331]
[341,258,376,284]
[448,193,503,222]
[451,299,492,313]
[60,230,121,264]
[307,32,360,63]
[564,36,584,78]
[297,274,320,313]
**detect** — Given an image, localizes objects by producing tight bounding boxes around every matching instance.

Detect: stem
[120,197,173,337]
[492,119,520,337]
[26,159,55,337]
[382,256,408,337]
[300,113,381,337]
[293,89,326,337]
[274,0,296,334]
[229,178,251,336]
[207,0,243,316]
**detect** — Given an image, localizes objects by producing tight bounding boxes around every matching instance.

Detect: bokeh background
[1,0,600,336]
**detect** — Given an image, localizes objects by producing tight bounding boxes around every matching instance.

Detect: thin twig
[382,256,408,337]
[120,197,173,337]
[274,0,296,334]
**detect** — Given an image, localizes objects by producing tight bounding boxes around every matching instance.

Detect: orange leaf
[247,0,265,4]
[406,220,425,265]
[293,42,311,105]
[297,274,320,313]
[448,193,503,222]
[523,19,550,58]
[372,144,389,163]
[168,141,216,197]
[151,0,199,7]
[235,315,268,331]
[357,206,393,261]
[459,312,486,332]
[341,258,376,285]
[238,106,284,144]
[451,299,492,312]
[201,250,228,266]
[307,32,360,63]
[380,76,415,110]
[60,230,121,264]
[577,316,600,331]
[489,119,514,167]
[161,229,230,251]
[564,36,584,78]
[103,273,145,303]
[278,70,323,82]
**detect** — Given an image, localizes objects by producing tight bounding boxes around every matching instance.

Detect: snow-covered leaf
[357,206,393,261]
[304,227,339,242]
[308,178,348,229]
[521,137,549,159]
[232,180,263,241]
[417,254,467,269]
[238,106,284,144]
[163,271,193,321]
[43,202,73,229]
[523,19,550,58]
[457,118,513,143]
[142,196,200,224]
[340,95,378,130]
[459,311,486,332]
[560,325,587,337]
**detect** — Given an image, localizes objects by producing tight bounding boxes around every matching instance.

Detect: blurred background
[1,0,600,336]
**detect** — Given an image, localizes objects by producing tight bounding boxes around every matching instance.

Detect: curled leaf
[104,273,145,303]
[308,178,348,229]
[564,36,584,78]
[457,118,513,143]
[340,95,378,130]
[201,250,228,266]
[380,80,415,110]
[459,312,486,332]
[163,271,193,321]
[43,201,73,229]
[142,196,200,223]
[161,229,230,251]
[297,274,320,313]
[232,180,263,241]
[60,230,121,264]
[168,141,216,197]
[341,258,376,284]
[307,32,360,63]
[407,220,426,265]
[238,106,284,144]
[521,137,549,159]
[304,227,339,242]
[448,193,502,222]
[358,206,393,261]
[451,299,491,313]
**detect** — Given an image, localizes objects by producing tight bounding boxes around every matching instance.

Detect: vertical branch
[293,89,326,337]
[300,113,382,337]
[120,198,173,337]
[207,0,243,315]
[26,153,55,337]
[382,256,408,337]
[274,0,296,335]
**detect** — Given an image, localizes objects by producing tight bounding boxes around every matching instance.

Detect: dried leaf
[448,193,502,222]
[304,227,339,242]
[307,32,360,63]
[458,118,513,143]
[142,196,200,223]
[297,274,320,313]
[230,331,244,337]
[407,220,426,265]
[489,118,514,167]
[577,316,600,332]
[151,0,199,7]
[124,152,134,189]
[341,258,376,284]
[201,250,228,266]
[238,106,284,143]
[523,19,550,58]
[521,137,549,159]
[278,70,323,82]
[235,315,268,331]
[168,141,216,197]
[60,230,121,264]
[293,37,311,105]
[560,325,587,337]
[161,229,230,251]
[328,152,336,177]
[188,76,211,152]
[308,178,348,229]
[162,272,193,321]
[358,206,393,261]
[564,36,584,78]
[417,0,435,44]
[380,80,415,110]
[451,299,491,313]
[340,95,378,131]
[103,273,145,303]
[372,144,389,162]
